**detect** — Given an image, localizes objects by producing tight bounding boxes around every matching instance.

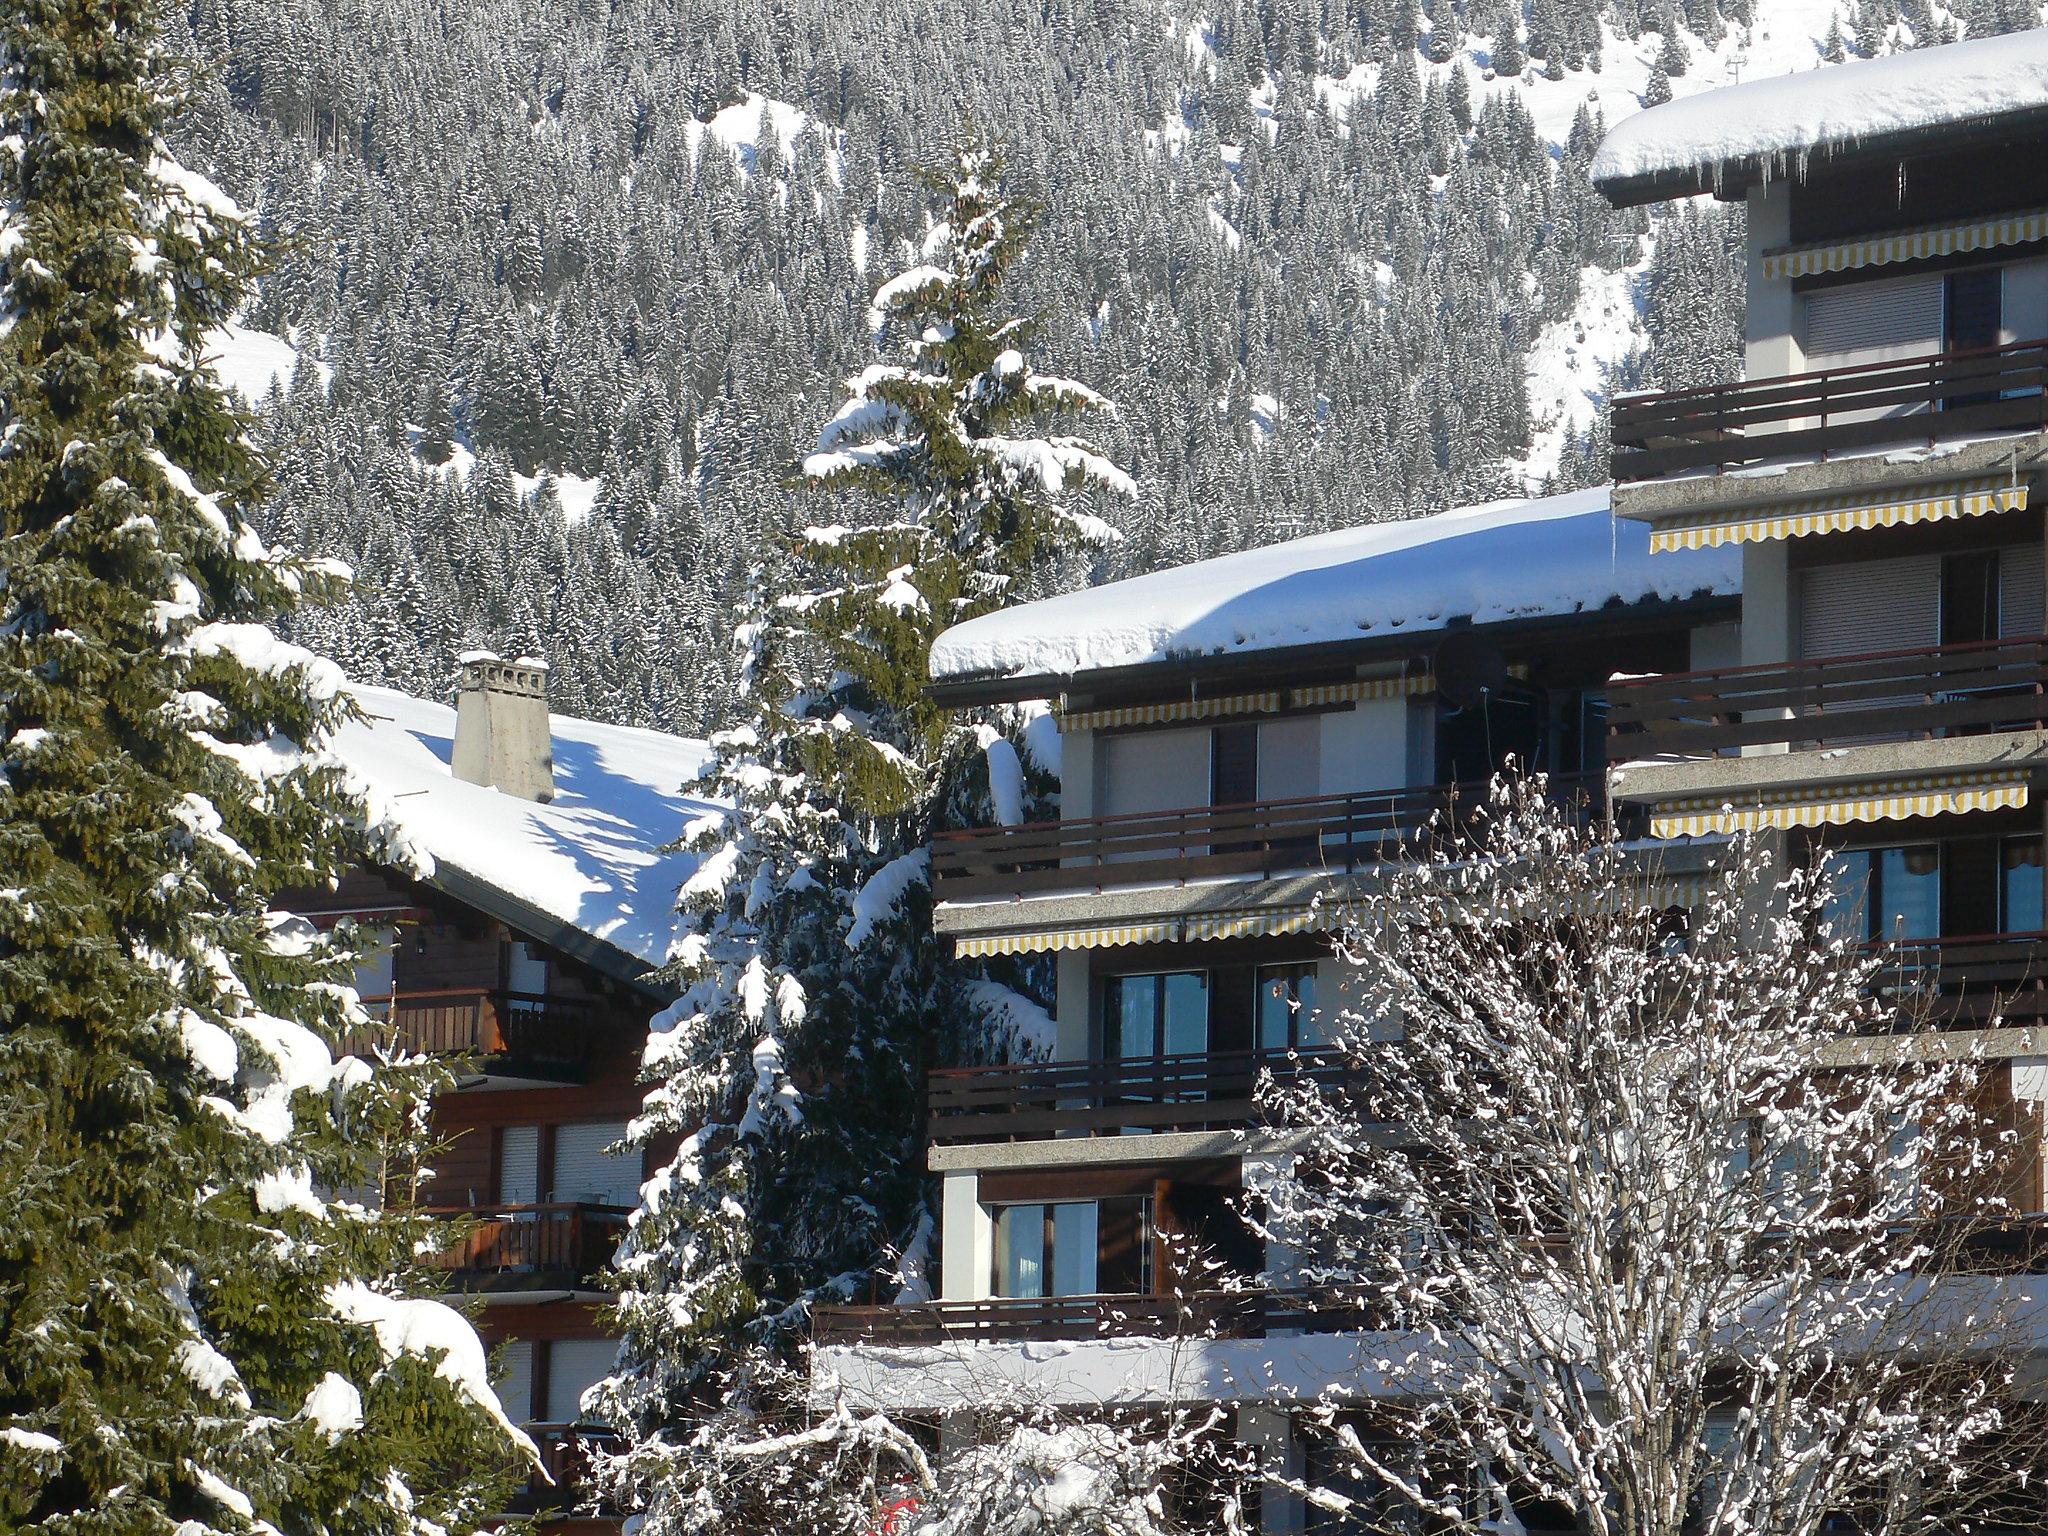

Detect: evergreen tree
[587,140,1129,1535]
[0,3,530,1531]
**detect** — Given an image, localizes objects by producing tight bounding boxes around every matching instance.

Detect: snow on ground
[411,438,605,525]
[1594,24,2048,189]
[686,91,845,184]
[1521,264,1644,485]
[332,684,715,972]
[204,323,320,404]
[928,485,1740,682]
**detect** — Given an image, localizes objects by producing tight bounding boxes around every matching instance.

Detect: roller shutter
[491,1338,534,1424]
[1095,727,1212,819]
[1800,556,1939,659]
[545,1337,619,1424]
[498,1124,541,1205]
[1804,273,1944,367]
[548,1121,638,1207]
[2001,543,2045,637]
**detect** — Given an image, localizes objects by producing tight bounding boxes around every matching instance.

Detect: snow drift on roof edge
[1591,27,2048,190]
[928,487,1741,684]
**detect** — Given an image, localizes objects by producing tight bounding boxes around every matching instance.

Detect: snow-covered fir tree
[1255,780,2034,1536]
[0,4,531,1530]
[585,141,1131,1535]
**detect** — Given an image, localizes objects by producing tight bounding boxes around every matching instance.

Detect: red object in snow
[869,1494,920,1536]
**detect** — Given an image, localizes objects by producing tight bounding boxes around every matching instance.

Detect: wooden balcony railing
[1611,337,2048,480]
[421,1201,631,1286]
[337,987,599,1078]
[811,1286,1383,1347]
[1873,932,2048,1029]
[1607,633,2048,761]
[929,1046,1357,1142]
[933,776,1606,902]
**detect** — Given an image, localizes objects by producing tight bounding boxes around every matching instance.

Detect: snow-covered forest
[168,0,2041,732]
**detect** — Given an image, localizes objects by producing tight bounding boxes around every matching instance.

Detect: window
[1104,972,1209,1060]
[505,938,549,997]
[350,928,395,1017]
[993,1199,1153,1297]
[1822,845,1940,941]
[1941,550,2002,647]
[2005,837,2044,934]
[1257,963,1322,1050]
[993,1201,1154,1298]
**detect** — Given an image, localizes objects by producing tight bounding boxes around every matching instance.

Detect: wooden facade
[281,862,665,1530]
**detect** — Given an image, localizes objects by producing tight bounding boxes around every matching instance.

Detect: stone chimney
[451,651,555,803]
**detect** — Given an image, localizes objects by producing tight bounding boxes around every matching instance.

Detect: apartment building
[291,655,710,1529]
[810,34,2048,1531]
[811,486,1742,1527]
[1592,31,2048,1215]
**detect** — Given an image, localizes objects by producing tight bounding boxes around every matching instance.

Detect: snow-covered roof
[331,685,714,986]
[1593,29,2048,205]
[928,486,1741,687]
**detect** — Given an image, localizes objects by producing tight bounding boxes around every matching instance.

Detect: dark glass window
[1257,962,1322,1050]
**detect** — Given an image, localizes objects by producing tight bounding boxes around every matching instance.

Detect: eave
[923,590,1739,709]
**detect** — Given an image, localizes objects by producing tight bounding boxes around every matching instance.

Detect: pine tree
[586,139,1130,1536]
[0,4,531,1531]
[1644,61,1673,103]
[1655,11,1691,73]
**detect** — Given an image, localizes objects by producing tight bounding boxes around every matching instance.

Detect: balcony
[1874,933,2048,1030]
[339,988,599,1080]
[811,1286,1382,1346]
[929,1047,1357,1143]
[422,1201,631,1291]
[933,777,1606,903]
[1611,338,2048,480]
[1607,633,2048,761]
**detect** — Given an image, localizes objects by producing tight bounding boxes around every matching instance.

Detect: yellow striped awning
[1183,905,1334,941]
[1291,673,1434,707]
[1057,691,1280,732]
[1761,207,2048,281]
[954,921,1178,957]
[1648,476,2029,554]
[1649,773,2030,839]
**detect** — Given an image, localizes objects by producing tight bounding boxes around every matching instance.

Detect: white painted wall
[939,1170,992,1301]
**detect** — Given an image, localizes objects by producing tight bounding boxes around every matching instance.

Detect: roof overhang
[1594,106,2048,209]
[924,592,1739,709]
[420,859,676,1001]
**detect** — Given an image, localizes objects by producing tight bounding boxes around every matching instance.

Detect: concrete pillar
[1745,182,1800,394]
[1238,1406,1304,1535]
[1243,1148,1301,1287]
[1062,725,1096,821]
[1056,952,1092,1061]
[939,1170,991,1301]
[451,652,555,802]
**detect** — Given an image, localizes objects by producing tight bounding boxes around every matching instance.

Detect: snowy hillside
[181,0,2043,733]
